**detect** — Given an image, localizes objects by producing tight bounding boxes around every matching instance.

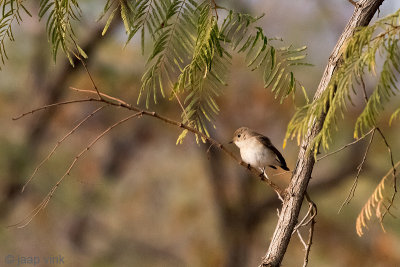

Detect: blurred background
[1,0,400,266]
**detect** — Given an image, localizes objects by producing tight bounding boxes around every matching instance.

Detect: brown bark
[261,0,385,266]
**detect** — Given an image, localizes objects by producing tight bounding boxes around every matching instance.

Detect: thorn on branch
[348,0,357,7]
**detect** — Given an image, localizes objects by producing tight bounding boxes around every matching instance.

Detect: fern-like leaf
[389,107,400,125]
[221,11,308,103]
[356,160,399,236]
[139,0,198,107]
[0,0,31,69]
[39,0,86,65]
[175,3,229,138]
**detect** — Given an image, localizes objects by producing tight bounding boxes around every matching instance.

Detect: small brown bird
[230,127,289,177]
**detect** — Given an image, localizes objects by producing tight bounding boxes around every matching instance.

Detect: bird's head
[230,127,252,146]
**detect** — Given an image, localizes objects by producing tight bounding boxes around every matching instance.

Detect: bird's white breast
[235,137,275,168]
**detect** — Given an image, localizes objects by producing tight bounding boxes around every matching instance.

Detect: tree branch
[261,1,385,266]
[12,87,286,227]
[69,87,286,196]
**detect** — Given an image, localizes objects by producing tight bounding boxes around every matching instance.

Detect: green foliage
[134,2,307,141]
[2,0,308,142]
[390,107,400,125]
[0,0,31,69]
[285,9,400,154]
[39,0,87,65]
[139,0,198,107]
[220,11,308,103]
[175,3,229,138]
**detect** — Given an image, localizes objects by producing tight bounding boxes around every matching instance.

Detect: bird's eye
[237,134,241,138]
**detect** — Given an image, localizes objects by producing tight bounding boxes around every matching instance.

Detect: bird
[230,127,289,178]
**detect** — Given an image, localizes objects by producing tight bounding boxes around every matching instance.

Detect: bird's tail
[281,163,290,171]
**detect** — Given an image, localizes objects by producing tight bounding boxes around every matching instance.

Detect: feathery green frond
[176,3,229,138]
[137,4,307,142]
[389,107,400,125]
[221,11,308,103]
[98,0,118,36]
[139,0,198,107]
[115,0,182,54]
[39,0,86,65]
[285,9,400,155]
[0,0,31,69]
[355,39,400,135]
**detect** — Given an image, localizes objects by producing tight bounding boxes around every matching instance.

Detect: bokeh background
[1,1,400,266]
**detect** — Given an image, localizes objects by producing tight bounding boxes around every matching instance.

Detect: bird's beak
[228,140,233,144]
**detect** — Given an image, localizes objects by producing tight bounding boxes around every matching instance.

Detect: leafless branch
[73,42,103,100]
[70,87,129,105]
[302,213,315,267]
[21,105,108,192]
[12,99,97,120]
[292,202,314,233]
[339,128,375,213]
[375,128,397,220]
[9,111,143,228]
[296,230,307,249]
[316,128,375,161]
[210,0,219,19]
[358,70,397,220]
[262,172,284,201]
[302,193,317,267]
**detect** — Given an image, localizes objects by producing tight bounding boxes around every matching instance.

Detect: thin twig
[359,75,397,219]
[296,230,307,249]
[375,128,397,221]
[172,88,190,123]
[338,128,375,213]
[293,203,314,233]
[74,43,102,100]
[210,0,218,20]
[12,99,96,120]
[9,112,143,228]
[70,87,129,105]
[289,192,317,267]
[21,105,108,192]
[303,214,315,267]
[293,193,317,234]
[317,128,375,161]
[302,192,317,267]
[262,172,284,201]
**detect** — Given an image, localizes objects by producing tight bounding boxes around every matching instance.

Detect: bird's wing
[256,135,289,171]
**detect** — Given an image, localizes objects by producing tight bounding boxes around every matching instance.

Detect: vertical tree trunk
[261,0,385,266]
